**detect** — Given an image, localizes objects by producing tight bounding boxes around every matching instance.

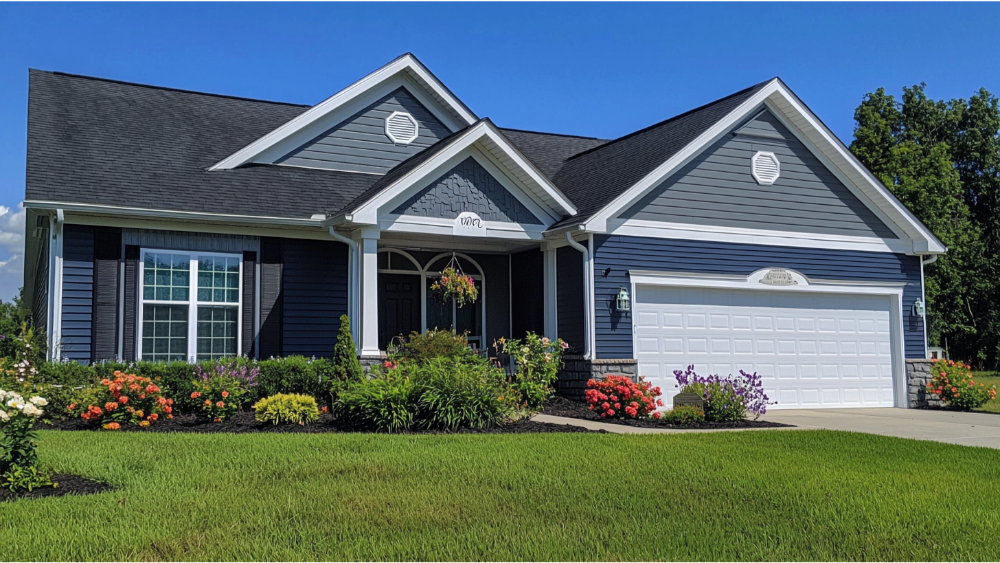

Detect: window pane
[143,252,190,302]
[196,305,237,361]
[142,304,187,362]
[198,256,240,303]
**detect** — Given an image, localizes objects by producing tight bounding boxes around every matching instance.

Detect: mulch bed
[0,473,113,503]
[41,411,603,434]
[543,396,793,430]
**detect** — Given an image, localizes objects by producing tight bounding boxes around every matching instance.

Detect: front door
[379,274,422,350]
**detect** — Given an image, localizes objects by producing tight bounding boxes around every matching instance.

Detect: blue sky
[1,2,998,301]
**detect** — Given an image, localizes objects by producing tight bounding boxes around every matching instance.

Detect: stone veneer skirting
[906,359,941,408]
[556,356,638,399]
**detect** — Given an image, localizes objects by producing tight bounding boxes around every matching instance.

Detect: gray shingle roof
[25,69,773,228]
[26,70,379,220]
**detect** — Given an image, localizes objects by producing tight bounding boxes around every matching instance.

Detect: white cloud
[0,204,26,302]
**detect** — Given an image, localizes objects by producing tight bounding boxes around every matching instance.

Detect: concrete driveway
[763,408,1000,449]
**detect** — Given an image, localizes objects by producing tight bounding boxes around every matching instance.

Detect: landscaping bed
[544,396,792,429]
[43,411,600,435]
[0,473,112,503]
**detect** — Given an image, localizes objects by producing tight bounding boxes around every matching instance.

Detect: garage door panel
[634,286,895,409]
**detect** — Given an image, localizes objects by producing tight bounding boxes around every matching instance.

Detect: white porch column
[542,242,558,339]
[355,228,381,356]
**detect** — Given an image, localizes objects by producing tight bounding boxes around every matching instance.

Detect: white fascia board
[381,214,546,240]
[583,80,946,255]
[765,85,946,253]
[584,80,781,232]
[23,200,327,229]
[628,270,905,298]
[210,54,477,171]
[612,218,914,254]
[348,122,576,225]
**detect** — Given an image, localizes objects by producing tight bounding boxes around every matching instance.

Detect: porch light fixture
[615,287,631,313]
[913,299,925,317]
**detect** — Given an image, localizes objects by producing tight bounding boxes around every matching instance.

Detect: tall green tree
[851,85,1000,368]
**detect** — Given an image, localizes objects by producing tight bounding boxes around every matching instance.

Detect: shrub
[37,361,95,387]
[398,329,473,364]
[332,315,363,382]
[926,359,997,410]
[257,356,331,402]
[497,332,568,408]
[67,371,173,429]
[660,405,705,425]
[190,375,247,422]
[333,357,514,431]
[585,375,663,419]
[673,365,775,422]
[253,393,320,426]
[0,390,48,473]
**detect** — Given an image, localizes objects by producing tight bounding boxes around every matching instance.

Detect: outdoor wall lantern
[616,287,631,313]
[913,299,926,317]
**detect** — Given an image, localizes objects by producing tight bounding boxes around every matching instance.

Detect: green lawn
[973,372,1000,414]
[2,430,999,561]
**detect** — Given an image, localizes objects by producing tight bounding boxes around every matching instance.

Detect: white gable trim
[341,121,577,225]
[584,80,946,255]
[210,54,477,171]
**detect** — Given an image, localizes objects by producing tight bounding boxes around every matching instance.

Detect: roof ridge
[498,127,608,141]
[565,78,776,162]
[34,69,311,108]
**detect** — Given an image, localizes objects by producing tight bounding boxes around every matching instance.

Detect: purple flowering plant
[673,365,775,421]
[195,358,259,388]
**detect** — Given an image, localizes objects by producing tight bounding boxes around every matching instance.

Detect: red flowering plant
[926,359,996,411]
[189,373,248,422]
[585,375,663,420]
[430,255,479,308]
[67,371,173,430]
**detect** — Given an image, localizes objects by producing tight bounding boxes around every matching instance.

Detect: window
[140,250,241,362]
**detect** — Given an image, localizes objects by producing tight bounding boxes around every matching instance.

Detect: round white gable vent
[751,151,780,185]
[385,111,419,145]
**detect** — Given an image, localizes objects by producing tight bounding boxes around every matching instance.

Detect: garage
[633,282,901,409]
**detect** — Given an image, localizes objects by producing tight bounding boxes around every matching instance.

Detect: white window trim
[627,268,909,408]
[138,248,243,362]
[376,249,487,350]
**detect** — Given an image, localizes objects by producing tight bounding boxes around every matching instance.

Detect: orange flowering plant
[189,374,247,422]
[66,371,173,429]
[926,359,996,411]
[585,374,663,420]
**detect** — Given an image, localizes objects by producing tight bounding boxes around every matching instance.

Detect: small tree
[333,315,363,381]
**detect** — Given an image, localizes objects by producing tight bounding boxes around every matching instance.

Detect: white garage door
[634,285,897,409]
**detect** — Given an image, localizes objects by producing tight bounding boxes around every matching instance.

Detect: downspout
[328,226,360,353]
[920,254,938,359]
[565,232,593,359]
[49,209,64,361]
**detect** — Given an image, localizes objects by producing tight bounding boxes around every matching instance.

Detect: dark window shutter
[122,245,140,361]
[258,238,282,358]
[242,250,257,358]
[92,228,122,361]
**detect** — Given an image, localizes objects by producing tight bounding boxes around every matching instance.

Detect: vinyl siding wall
[620,109,896,238]
[592,235,925,360]
[556,246,585,353]
[60,225,94,362]
[277,87,451,175]
[280,239,348,358]
[392,156,542,224]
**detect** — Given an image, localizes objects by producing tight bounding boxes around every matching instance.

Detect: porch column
[542,243,558,339]
[355,228,381,357]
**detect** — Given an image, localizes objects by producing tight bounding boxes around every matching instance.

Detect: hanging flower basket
[430,256,479,308]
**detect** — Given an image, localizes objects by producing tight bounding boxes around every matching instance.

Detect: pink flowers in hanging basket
[430,266,479,307]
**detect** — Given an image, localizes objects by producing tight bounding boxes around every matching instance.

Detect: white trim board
[342,121,577,225]
[611,218,915,254]
[584,79,946,255]
[211,54,477,171]
[627,269,909,408]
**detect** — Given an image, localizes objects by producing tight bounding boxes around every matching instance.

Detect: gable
[619,108,897,239]
[276,87,451,175]
[391,156,543,224]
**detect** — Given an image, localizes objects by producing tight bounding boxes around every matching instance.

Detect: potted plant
[429,255,478,308]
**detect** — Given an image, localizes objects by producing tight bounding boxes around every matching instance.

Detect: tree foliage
[851,84,1000,368]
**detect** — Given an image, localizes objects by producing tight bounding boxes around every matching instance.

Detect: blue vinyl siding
[593,235,925,359]
[557,246,585,353]
[281,239,349,358]
[61,225,94,362]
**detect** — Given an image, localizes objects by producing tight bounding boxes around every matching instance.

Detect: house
[21,53,945,409]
